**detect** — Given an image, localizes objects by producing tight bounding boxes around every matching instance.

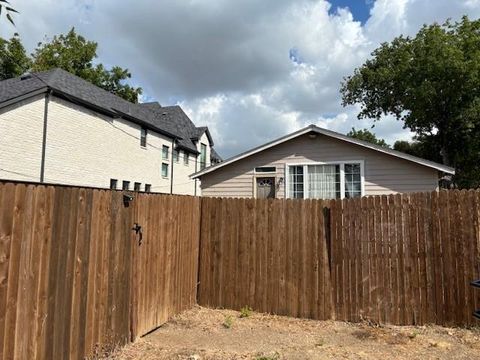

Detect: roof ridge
[192,124,454,178]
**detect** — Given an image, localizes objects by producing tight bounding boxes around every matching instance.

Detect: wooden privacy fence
[0,181,200,360]
[198,190,480,327]
[1,181,480,360]
[198,197,333,319]
[330,191,480,326]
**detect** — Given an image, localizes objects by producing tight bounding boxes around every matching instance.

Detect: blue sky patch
[328,0,373,24]
[289,47,304,64]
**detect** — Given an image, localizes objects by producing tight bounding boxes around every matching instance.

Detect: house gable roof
[0,69,217,154]
[139,102,214,152]
[191,124,455,178]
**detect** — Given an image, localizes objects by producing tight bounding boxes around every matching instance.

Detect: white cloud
[4,1,480,157]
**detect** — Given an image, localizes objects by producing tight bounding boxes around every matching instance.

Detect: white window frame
[284,160,365,199]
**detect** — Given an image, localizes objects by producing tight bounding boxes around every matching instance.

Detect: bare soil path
[104,306,480,359]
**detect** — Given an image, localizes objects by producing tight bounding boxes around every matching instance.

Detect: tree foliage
[0,33,31,80]
[31,28,142,103]
[0,28,141,103]
[346,127,389,148]
[0,0,18,26]
[341,16,480,188]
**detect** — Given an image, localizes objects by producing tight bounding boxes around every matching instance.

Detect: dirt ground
[104,306,480,360]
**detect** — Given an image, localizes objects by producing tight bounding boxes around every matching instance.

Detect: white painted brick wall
[0,95,45,182]
[0,94,211,196]
[171,149,198,195]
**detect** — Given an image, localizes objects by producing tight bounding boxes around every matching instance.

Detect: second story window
[161,163,169,178]
[140,127,147,147]
[162,145,169,160]
[134,182,141,191]
[173,149,179,163]
[145,184,151,193]
[200,143,207,170]
[110,179,117,190]
[184,152,189,165]
[122,181,130,190]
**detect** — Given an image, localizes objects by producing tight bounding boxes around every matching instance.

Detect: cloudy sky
[3,0,480,157]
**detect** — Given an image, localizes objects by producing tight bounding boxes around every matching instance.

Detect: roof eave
[112,108,181,140]
[176,144,200,155]
[191,125,455,178]
[0,87,49,110]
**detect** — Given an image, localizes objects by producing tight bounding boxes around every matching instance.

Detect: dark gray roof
[139,102,215,153]
[0,73,48,103]
[210,147,223,162]
[0,68,218,154]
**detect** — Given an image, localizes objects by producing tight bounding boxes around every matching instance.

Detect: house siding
[200,133,439,198]
[0,95,202,195]
[195,132,211,195]
[0,95,46,182]
[172,149,198,195]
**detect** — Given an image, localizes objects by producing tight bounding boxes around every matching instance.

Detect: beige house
[192,125,455,199]
[0,69,221,195]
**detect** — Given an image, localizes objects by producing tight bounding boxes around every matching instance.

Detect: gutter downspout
[40,90,51,183]
[170,138,175,194]
[194,154,198,196]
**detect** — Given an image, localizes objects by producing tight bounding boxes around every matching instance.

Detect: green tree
[341,16,480,188]
[0,34,31,79]
[346,127,390,147]
[32,28,142,103]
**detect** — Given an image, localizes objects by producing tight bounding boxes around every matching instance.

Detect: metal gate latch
[132,223,143,245]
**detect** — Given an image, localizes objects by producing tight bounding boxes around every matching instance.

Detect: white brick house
[0,68,221,195]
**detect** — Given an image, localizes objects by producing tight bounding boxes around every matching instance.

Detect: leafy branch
[0,0,18,26]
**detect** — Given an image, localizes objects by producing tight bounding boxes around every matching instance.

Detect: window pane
[184,152,189,165]
[200,144,207,170]
[344,163,361,198]
[255,167,276,173]
[110,179,117,190]
[134,182,141,191]
[162,145,169,159]
[145,184,151,193]
[122,181,130,190]
[174,149,179,163]
[162,163,169,177]
[308,164,340,200]
[289,166,304,198]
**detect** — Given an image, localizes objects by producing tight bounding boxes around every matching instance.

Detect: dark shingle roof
[210,148,223,163]
[1,68,220,154]
[139,102,215,153]
[0,73,48,103]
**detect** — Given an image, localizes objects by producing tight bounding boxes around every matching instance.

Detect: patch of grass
[408,330,419,339]
[256,352,280,360]
[223,315,234,329]
[240,305,253,318]
[351,329,377,340]
[315,338,325,347]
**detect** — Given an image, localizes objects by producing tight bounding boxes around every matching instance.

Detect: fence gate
[129,193,201,339]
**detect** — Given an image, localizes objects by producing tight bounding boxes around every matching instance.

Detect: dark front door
[256,177,275,199]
